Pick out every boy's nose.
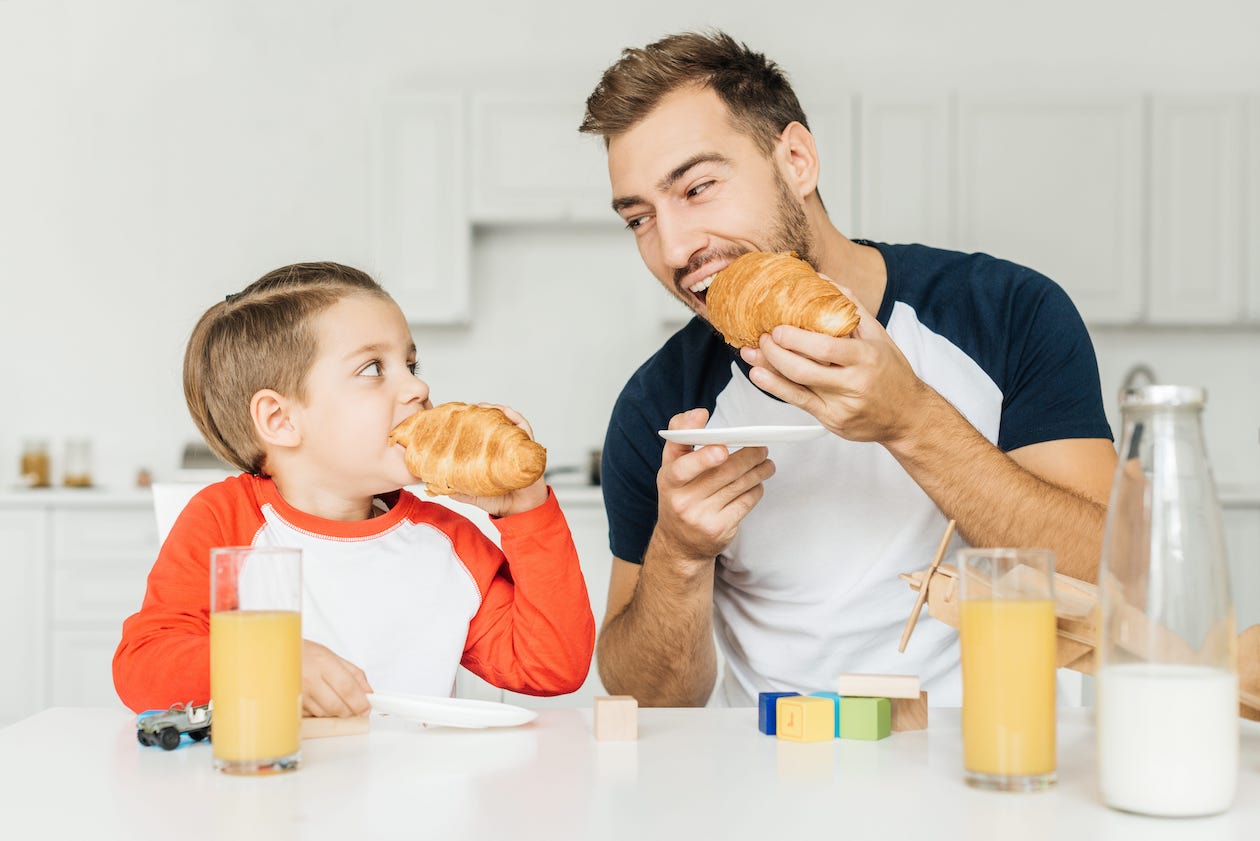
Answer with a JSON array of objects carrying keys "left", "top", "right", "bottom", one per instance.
[{"left": 403, "top": 376, "right": 430, "bottom": 405}]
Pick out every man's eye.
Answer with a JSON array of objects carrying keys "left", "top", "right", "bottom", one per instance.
[
  {"left": 624, "top": 216, "right": 646, "bottom": 231},
  {"left": 360, "top": 361, "right": 382, "bottom": 377},
  {"left": 687, "top": 181, "right": 713, "bottom": 198}
]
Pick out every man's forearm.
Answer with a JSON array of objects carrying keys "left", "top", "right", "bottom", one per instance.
[
  {"left": 596, "top": 538, "right": 718, "bottom": 707},
  {"left": 887, "top": 396, "right": 1107, "bottom": 581}
]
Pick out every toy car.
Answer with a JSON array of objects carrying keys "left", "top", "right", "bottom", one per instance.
[{"left": 136, "top": 701, "right": 212, "bottom": 750}]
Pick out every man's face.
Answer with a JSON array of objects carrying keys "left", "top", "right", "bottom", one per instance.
[{"left": 607, "top": 85, "right": 815, "bottom": 321}]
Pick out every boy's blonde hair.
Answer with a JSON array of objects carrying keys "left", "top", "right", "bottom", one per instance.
[{"left": 183, "top": 261, "right": 392, "bottom": 475}]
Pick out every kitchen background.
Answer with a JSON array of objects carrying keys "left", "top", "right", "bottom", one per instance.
[{"left": 0, "top": 0, "right": 1258, "bottom": 719}]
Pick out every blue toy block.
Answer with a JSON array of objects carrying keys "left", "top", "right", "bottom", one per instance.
[
  {"left": 758, "top": 691, "right": 800, "bottom": 735},
  {"left": 808, "top": 691, "right": 843, "bottom": 737}
]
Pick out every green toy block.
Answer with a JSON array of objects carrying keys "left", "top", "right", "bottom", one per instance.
[
  {"left": 808, "top": 691, "right": 842, "bottom": 737},
  {"left": 839, "top": 696, "right": 890, "bottom": 740}
]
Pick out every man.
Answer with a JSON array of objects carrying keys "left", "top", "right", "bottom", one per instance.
[{"left": 580, "top": 31, "right": 1117, "bottom": 707}]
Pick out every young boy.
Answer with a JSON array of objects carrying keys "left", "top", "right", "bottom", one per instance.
[{"left": 113, "top": 262, "right": 595, "bottom": 716}]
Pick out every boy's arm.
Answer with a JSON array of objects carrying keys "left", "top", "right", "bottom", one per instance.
[
  {"left": 112, "top": 509, "right": 219, "bottom": 713},
  {"left": 459, "top": 490, "right": 596, "bottom": 695}
]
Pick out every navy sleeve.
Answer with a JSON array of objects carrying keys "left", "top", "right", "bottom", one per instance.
[
  {"left": 601, "top": 383, "right": 665, "bottom": 565},
  {"left": 997, "top": 271, "right": 1113, "bottom": 452}
]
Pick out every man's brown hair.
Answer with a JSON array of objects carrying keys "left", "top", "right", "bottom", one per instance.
[
  {"left": 183, "top": 261, "right": 391, "bottom": 475},
  {"left": 579, "top": 30, "right": 811, "bottom": 155}
]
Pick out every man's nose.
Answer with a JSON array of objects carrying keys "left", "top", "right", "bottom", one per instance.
[{"left": 655, "top": 208, "right": 706, "bottom": 272}]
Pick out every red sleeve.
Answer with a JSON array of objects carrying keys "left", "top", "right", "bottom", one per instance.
[
  {"left": 453, "top": 489, "right": 595, "bottom": 696},
  {"left": 112, "top": 477, "right": 266, "bottom": 713}
]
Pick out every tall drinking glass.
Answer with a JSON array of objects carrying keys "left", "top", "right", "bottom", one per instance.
[
  {"left": 210, "top": 546, "right": 302, "bottom": 775},
  {"left": 958, "top": 547, "right": 1057, "bottom": 791}
]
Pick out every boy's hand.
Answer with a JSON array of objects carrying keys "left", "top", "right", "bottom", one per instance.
[
  {"left": 301, "top": 639, "right": 373, "bottom": 717},
  {"left": 451, "top": 403, "right": 549, "bottom": 518}
]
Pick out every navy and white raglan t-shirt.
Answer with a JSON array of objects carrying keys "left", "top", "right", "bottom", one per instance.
[{"left": 600, "top": 241, "right": 1113, "bottom": 706}]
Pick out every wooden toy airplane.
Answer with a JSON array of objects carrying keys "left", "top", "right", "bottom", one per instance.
[{"left": 898, "top": 522, "right": 1260, "bottom": 721}]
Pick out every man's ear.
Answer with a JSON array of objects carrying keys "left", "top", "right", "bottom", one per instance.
[
  {"left": 251, "top": 389, "right": 301, "bottom": 449},
  {"left": 778, "top": 121, "right": 820, "bottom": 200}
]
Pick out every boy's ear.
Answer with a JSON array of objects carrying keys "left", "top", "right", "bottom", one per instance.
[{"left": 251, "top": 389, "right": 301, "bottom": 449}]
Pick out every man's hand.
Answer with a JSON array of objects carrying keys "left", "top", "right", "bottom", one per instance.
[
  {"left": 653, "top": 408, "right": 775, "bottom": 571},
  {"left": 301, "top": 639, "right": 373, "bottom": 717},
  {"left": 738, "top": 284, "right": 932, "bottom": 446}
]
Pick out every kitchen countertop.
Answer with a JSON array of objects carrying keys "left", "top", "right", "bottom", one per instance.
[{"left": 1, "top": 706, "right": 1256, "bottom": 840}]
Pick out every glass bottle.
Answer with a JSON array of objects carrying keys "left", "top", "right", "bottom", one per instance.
[
  {"left": 19, "top": 439, "right": 51, "bottom": 488},
  {"left": 1096, "top": 385, "right": 1237, "bottom": 816}
]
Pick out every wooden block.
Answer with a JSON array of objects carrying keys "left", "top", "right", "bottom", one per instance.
[
  {"left": 300, "top": 715, "right": 370, "bottom": 740},
  {"left": 776, "top": 696, "right": 835, "bottom": 742},
  {"left": 808, "top": 691, "right": 842, "bottom": 737},
  {"left": 835, "top": 673, "right": 921, "bottom": 699},
  {"left": 839, "top": 697, "right": 891, "bottom": 741},
  {"left": 758, "top": 691, "right": 800, "bottom": 735},
  {"left": 594, "top": 695, "right": 638, "bottom": 741},
  {"left": 890, "top": 691, "right": 929, "bottom": 732}
]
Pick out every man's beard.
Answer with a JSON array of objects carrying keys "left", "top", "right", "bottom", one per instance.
[{"left": 669, "top": 170, "right": 817, "bottom": 319}]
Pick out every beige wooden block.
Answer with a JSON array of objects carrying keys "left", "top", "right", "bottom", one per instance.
[
  {"left": 890, "top": 691, "right": 929, "bottom": 732},
  {"left": 301, "top": 715, "right": 370, "bottom": 740},
  {"left": 836, "top": 673, "right": 921, "bottom": 700},
  {"left": 594, "top": 695, "right": 638, "bottom": 741}
]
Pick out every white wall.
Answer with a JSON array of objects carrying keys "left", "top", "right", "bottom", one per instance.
[{"left": 2, "top": 0, "right": 1259, "bottom": 489}]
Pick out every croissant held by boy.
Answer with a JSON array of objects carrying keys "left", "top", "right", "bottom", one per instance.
[
  {"left": 389, "top": 401, "right": 547, "bottom": 497},
  {"left": 705, "top": 251, "right": 861, "bottom": 348}
]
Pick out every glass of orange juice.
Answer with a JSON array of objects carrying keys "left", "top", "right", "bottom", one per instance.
[
  {"left": 210, "top": 546, "right": 302, "bottom": 775},
  {"left": 958, "top": 547, "right": 1057, "bottom": 791}
]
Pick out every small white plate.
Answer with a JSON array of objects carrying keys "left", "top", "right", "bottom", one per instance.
[
  {"left": 366, "top": 692, "right": 538, "bottom": 729},
  {"left": 658, "top": 424, "right": 827, "bottom": 447}
]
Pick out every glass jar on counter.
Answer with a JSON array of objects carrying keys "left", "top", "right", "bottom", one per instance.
[
  {"left": 63, "top": 438, "right": 93, "bottom": 487},
  {"left": 19, "top": 439, "right": 51, "bottom": 488}
]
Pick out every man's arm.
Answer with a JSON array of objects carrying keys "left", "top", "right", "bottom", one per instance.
[
  {"left": 596, "top": 555, "right": 717, "bottom": 707},
  {"left": 886, "top": 388, "right": 1114, "bottom": 580},
  {"left": 596, "top": 408, "right": 775, "bottom": 707}
]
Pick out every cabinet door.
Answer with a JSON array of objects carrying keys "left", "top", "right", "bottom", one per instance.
[
  {"left": 857, "top": 94, "right": 950, "bottom": 246},
  {"left": 0, "top": 510, "right": 47, "bottom": 725},
  {"left": 468, "top": 94, "right": 614, "bottom": 224},
  {"left": 808, "top": 96, "right": 857, "bottom": 236},
  {"left": 956, "top": 95, "right": 1144, "bottom": 324},
  {"left": 374, "top": 93, "right": 470, "bottom": 324},
  {"left": 1249, "top": 97, "right": 1260, "bottom": 323},
  {"left": 1149, "top": 96, "right": 1246, "bottom": 324},
  {"left": 50, "top": 631, "right": 128, "bottom": 709},
  {"left": 1224, "top": 506, "right": 1260, "bottom": 630}
]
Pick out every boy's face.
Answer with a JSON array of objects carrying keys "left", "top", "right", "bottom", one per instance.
[
  {"left": 606, "top": 85, "right": 815, "bottom": 321},
  {"left": 293, "top": 293, "right": 430, "bottom": 496}
]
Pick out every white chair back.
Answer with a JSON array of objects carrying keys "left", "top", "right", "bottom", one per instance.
[{"left": 152, "top": 482, "right": 213, "bottom": 544}]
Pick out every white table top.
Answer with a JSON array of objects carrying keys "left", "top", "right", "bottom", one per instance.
[{"left": 1, "top": 706, "right": 1257, "bottom": 840}]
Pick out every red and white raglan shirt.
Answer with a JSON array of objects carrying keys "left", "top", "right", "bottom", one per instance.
[{"left": 113, "top": 474, "right": 594, "bottom": 713}]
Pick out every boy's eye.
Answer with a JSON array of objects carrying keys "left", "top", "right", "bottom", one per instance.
[
  {"left": 359, "top": 361, "right": 382, "bottom": 377},
  {"left": 407, "top": 361, "right": 421, "bottom": 377}
]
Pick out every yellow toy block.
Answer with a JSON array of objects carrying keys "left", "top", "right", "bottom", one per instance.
[{"left": 776, "top": 695, "right": 835, "bottom": 742}]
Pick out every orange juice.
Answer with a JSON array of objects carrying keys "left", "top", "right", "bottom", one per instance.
[
  {"left": 960, "top": 599, "right": 1056, "bottom": 777},
  {"left": 210, "top": 609, "right": 302, "bottom": 766}
]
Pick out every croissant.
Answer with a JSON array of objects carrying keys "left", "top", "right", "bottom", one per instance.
[
  {"left": 388, "top": 402, "right": 546, "bottom": 497},
  {"left": 705, "top": 251, "right": 860, "bottom": 348}
]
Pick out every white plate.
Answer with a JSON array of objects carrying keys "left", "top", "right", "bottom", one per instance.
[
  {"left": 366, "top": 692, "right": 538, "bottom": 728},
  {"left": 658, "top": 425, "right": 827, "bottom": 447}
]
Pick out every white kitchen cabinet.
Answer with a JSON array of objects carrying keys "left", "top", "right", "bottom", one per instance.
[
  {"left": 0, "top": 510, "right": 48, "bottom": 726},
  {"left": 1225, "top": 503, "right": 1260, "bottom": 631},
  {"left": 1149, "top": 95, "right": 1247, "bottom": 324},
  {"left": 856, "top": 94, "right": 950, "bottom": 246},
  {"left": 1248, "top": 96, "right": 1260, "bottom": 323},
  {"left": 468, "top": 93, "right": 614, "bottom": 224},
  {"left": 955, "top": 95, "right": 1145, "bottom": 324},
  {"left": 374, "top": 92, "right": 471, "bottom": 325},
  {"left": 807, "top": 96, "right": 857, "bottom": 237}
]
